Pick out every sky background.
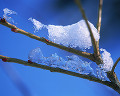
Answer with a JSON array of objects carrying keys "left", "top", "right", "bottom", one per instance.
[{"left": 0, "top": 0, "right": 120, "bottom": 96}]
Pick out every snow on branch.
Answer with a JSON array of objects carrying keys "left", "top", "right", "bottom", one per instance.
[
  {"left": 0, "top": 8, "right": 114, "bottom": 73},
  {"left": 28, "top": 47, "right": 114, "bottom": 81},
  {"left": 0, "top": 55, "right": 113, "bottom": 86},
  {"left": 29, "top": 18, "right": 100, "bottom": 49},
  {"left": 3, "top": 8, "right": 17, "bottom": 23},
  {"left": 1, "top": 6, "right": 120, "bottom": 94},
  {"left": 0, "top": 17, "right": 94, "bottom": 61},
  {"left": 28, "top": 47, "right": 94, "bottom": 75},
  {"left": 0, "top": 54, "right": 120, "bottom": 94},
  {"left": 99, "top": 48, "right": 113, "bottom": 72}
]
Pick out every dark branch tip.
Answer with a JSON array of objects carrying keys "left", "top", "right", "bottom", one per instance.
[
  {"left": 0, "top": 17, "right": 7, "bottom": 23},
  {"left": 2, "top": 58, "right": 8, "bottom": 62}
]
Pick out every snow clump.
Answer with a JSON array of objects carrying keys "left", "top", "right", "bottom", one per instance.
[
  {"left": 3, "top": 8, "right": 17, "bottom": 23},
  {"left": 29, "top": 18, "right": 100, "bottom": 49}
]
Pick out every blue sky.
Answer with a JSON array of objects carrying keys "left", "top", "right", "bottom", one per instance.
[{"left": 0, "top": 0, "right": 120, "bottom": 96}]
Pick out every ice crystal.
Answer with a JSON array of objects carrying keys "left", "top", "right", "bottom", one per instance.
[
  {"left": 65, "top": 55, "right": 93, "bottom": 74},
  {"left": 43, "top": 53, "right": 65, "bottom": 67},
  {"left": 3, "top": 8, "right": 17, "bottom": 23},
  {"left": 28, "top": 47, "right": 45, "bottom": 63},
  {"left": 99, "top": 48, "right": 113, "bottom": 72},
  {"left": 29, "top": 18, "right": 100, "bottom": 49},
  {"left": 28, "top": 17, "right": 45, "bottom": 32},
  {"left": 28, "top": 47, "right": 94, "bottom": 75},
  {"left": 96, "top": 67, "right": 108, "bottom": 81},
  {"left": 47, "top": 20, "right": 99, "bottom": 49}
]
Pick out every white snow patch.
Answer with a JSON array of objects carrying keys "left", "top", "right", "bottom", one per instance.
[
  {"left": 28, "top": 47, "right": 44, "bottom": 63},
  {"left": 3, "top": 8, "right": 17, "bottom": 23},
  {"left": 29, "top": 18, "right": 100, "bottom": 49},
  {"left": 99, "top": 48, "right": 113, "bottom": 72},
  {"left": 28, "top": 47, "right": 94, "bottom": 75},
  {"left": 28, "top": 17, "right": 45, "bottom": 32},
  {"left": 47, "top": 20, "right": 99, "bottom": 49}
]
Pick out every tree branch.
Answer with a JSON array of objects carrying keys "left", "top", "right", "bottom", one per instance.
[
  {"left": 0, "top": 55, "right": 120, "bottom": 94},
  {"left": 111, "top": 57, "right": 120, "bottom": 73},
  {"left": 96, "top": 0, "right": 103, "bottom": 51},
  {"left": 75, "top": 0, "right": 100, "bottom": 57},
  {"left": 0, "top": 55, "right": 101, "bottom": 81},
  {"left": 97, "top": 0, "right": 103, "bottom": 34},
  {"left": 107, "top": 57, "right": 120, "bottom": 92},
  {"left": 107, "top": 71, "right": 120, "bottom": 92},
  {"left": 0, "top": 20, "right": 95, "bottom": 62}
]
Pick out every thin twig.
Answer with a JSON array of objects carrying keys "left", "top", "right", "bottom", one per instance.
[
  {"left": 97, "top": 0, "right": 103, "bottom": 34},
  {"left": 0, "top": 55, "right": 120, "bottom": 94},
  {"left": 96, "top": 0, "right": 103, "bottom": 49},
  {"left": 111, "top": 57, "right": 120, "bottom": 73},
  {"left": 75, "top": 0, "right": 100, "bottom": 57},
  {"left": 0, "top": 20, "right": 95, "bottom": 62}
]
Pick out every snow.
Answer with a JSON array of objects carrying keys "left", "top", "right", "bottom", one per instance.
[
  {"left": 29, "top": 18, "right": 100, "bottom": 49},
  {"left": 47, "top": 20, "right": 99, "bottom": 49},
  {"left": 28, "top": 47, "right": 45, "bottom": 63},
  {"left": 66, "top": 55, "right": 93, "bottom": 74},
  {"left": 28, "top": 18, "right": 113, "bottom": 79},
  {"left": 28, "top": 47, "right": 94, "bottom": 75},
  {"left": 1, "top": 8, "right": 114, "bottom": 80},
  {"left": 3, "top": 8, "right": 17, "bottom": 23},
  {"left": 28, "top": 17, "right": 45, "bottom": 32},
  {"left": 96, "top": 67, "right": 108, "bottom": 81},
  {"left": 99, "top": 48, "right": 113, "bottom": 72},
  {"left": 28, "top": 47, "right": 113, "bottom": 79}
]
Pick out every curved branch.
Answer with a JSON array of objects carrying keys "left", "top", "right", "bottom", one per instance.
[
  {"left": 107, "top": 57, "right": 120, "bottom": 93},
  {"left": 0, "top": 55, "right": 120, "bottom": 94},
  {"left": 111, "top": 57, "right": 120, "bottom": 73},
  {"left": 96, "top": 0, "right": 103, "bottom": 50},
  {"left": 107, "top": 72, "right": 120, "bottom": 93},
  {"left": 0, "top": 55, "right": 101, "bottom": 81},
  {"left": 75, "top": 0, "right": 99, "bottom": 56},
  {"left": 0, "top": 20, "right": 95, "bottom": 61}
]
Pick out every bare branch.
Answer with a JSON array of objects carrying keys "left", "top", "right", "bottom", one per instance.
[
  {"left": 0, "top": 55, "right": 100, "bottom": 81},
  {"left": 0, "top": 55, "right": 120, "bottom": 94},
  {"left": 107, "top": 57, "right": 120, "bottom": 90},
  {"left": 111, "top": 57, "right": 120, "bottom": 73},
  {"left": 96, "top": 0, "right": 103, "bottom": 50},
  {"left": 0, "top": 20, "right": 95, "bottom": 61},
  {"left": 107, "top": 71, "right": 120, "bottom": 92},
  {"left": 75, "top": 0, "right": 100, "bottom": 57},
  {"left": 97, "top": 0, "right": 103, "bottom": 34}
]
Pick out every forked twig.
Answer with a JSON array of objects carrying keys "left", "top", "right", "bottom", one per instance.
[
  {"left": 111, "top": 57, "right": 120, "bottom": 73},
  {"left": 75, "top": 0, "right": 100, "bottom": 58}
]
